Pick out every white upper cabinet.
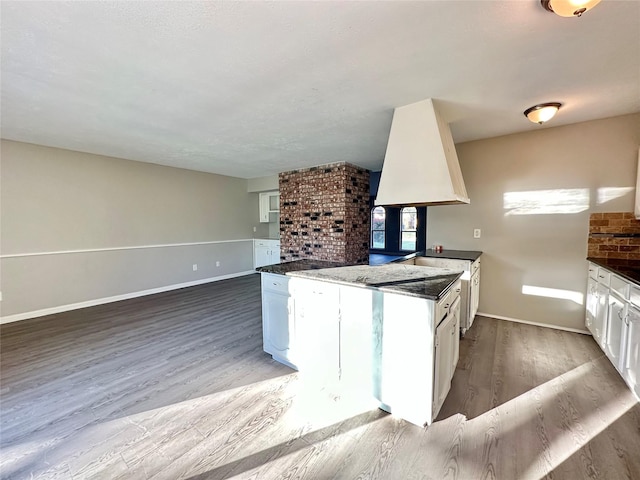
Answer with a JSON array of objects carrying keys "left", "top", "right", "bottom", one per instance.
[{"left": 259, "top": 191, "right": 279, "bottom": 223}]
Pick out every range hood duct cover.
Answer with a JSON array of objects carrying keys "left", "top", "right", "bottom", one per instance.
[{"left": 375, "top": 98, "right": 470, "bottom": 207}]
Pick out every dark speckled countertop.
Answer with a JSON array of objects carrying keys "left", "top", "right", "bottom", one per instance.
[
  {"left": 588, "top": 257, "right": 640, "bottom": 285},
  {"left": 257, "top": 259, "right": 351, "bottom": 274},
  {"left": 394, "top": 249, "right": 482, "bottom": 263},
  {"left": 286, "top": 264, "right": 463, "bottom": 300}
]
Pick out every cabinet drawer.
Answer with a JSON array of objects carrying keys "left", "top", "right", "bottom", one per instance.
[
  {"left": 610, "top": 274, "right": 630, "bottom": 300},
  {"left": 261, "top": 273, "right": 290, "bottom": 295},
  {"left": 596, "top": 268, "right": 611, "bottom": 286},
  {"left": 255, "top": 239, "right": 280, "bottom": 248},
  {"left": 437, "top": 280, "right": 462, "bottom": 324}
]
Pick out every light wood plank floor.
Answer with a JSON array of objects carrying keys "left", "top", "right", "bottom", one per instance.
[{"left": 2, "top": 274, "right": 639, "bottom": 479}]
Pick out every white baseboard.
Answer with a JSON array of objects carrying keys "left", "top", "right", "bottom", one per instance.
[
  {"left": 0, "top": 270, "right": 256, "bottom": 325},
  {"left": 476, "top": 311, "right": 591, "bottom": 335}
]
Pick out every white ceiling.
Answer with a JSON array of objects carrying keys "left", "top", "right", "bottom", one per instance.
[{"left": 1, "top": 1, "right": 639, "bottom": 179}]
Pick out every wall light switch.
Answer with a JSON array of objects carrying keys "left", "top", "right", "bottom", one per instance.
[
  {"left": 473, "top": 228, "right": 481, "bottom": 239},
  {"left": 216, "top": 261, "right": 221, "bottom": 267},
  {"left": 192, "top": 264, "right": 198, "bottom": 271},
  {"left": 253, "top": 226, "right": 257, "bottom": 232}
]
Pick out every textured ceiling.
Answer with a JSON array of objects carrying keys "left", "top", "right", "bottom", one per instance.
[{"left": 1, "top": 1, "right": 639, "bottom": 178}]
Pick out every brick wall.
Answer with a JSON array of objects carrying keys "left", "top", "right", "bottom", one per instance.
[
  {"left": 279, "top": 162, "right": 370, "bottom": 264},
  {"left": 588, "top": 212, "right": 640, "bottom": 260}
]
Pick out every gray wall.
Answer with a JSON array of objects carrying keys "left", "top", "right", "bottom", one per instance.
[
  {"left": 1, "top": 140, "right": 260, "bottom": 320},
  {"left": 428, "top": 113, "right": 640, "bottom": 331}
]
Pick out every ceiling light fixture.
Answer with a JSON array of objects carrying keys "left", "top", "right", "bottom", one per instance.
[
  {"left": 541, "top": 0, "right": 601, "bottom": 17},
  {"left": 524, "top": 102, "right": 562, "bottom": 124}
]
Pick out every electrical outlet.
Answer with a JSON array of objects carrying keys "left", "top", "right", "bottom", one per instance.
[
  {"left": 216, "top": 261, "right": 221, "bottom": 267},
  {"left": 192, "top": 264, "right": 198, "bottom": 271},
  {"left": 253, "top": 226, "right": 257, "bottom": 232},
  {"left": 473, "top": 228, "right": 481, "bottom": 239}
]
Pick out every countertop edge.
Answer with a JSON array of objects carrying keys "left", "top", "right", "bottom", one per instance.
[{"left": 285, "top": 268, "right": 463, "bottom": 301}]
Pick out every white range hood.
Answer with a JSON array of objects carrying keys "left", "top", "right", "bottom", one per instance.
[{"left": 375, "top": 98, "right": 470, "bottom": 207}]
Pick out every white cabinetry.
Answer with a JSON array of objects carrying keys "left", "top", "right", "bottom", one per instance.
[
  {"left": 292, "top": 279, "right": 341, "bottom": 389},
  {"left": 586, "top": 263, "right": 609, "bottom": 348},
  {"left": 606, "top": 291, "right": 627, "bottom": 372},
  {"left": 254, "top": 239, "right": 280, "bottom": 269},
  {"left": 586, "top": 262, "right": 640, "bottom": 401},
  {"left": 433, "top": 296, "right": 461, "bottom": 418},
  {"left": 259, "top": 191, "right": 279, "bottom": 223},
  {"left": 283, "top": 274, "right": 462, "bottom": 426},
  {"left": 469, "top": 262, "right": 480, "bottom": 322},
  {"left": 623, "top": 300, "right": 640, "bottom": 399},
  {"left": 594, "top": 282, "right": 610, "bottom": 348},
  {"left": 261, "top": 273, "right": 297, "bottom": 369}
]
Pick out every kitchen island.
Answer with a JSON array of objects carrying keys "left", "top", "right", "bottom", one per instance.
[{"left": 258, "top": 260, "right": 463, "bottom": 426}]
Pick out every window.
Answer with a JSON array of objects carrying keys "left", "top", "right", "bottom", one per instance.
[
  {"left": 401, "top": 207, "right": 417, "bottom": 250},
  {"left": 371, "top": 206, "right": 386, "bottom": 249}
]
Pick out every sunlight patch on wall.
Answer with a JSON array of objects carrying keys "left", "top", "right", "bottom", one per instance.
[
  {"left": 597, "top": 187, "right": 634, "bottom": 205},
  {"left": 504, "top": 189, "right": 589, "bottom": 216},
  {"left": 522, "top": 285, "right": 584, "bottom": 305}
]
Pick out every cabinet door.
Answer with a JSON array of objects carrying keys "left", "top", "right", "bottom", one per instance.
[
  {"left": 267, "top": 241, "right": 281, "bottom": 266},
  {"left": 263, "top": 290, "right": 292, "bottom": 354},
  {"left": 433, "top": 312, "right": 456, "bottom": 418},
  {"left": 470, "top": 269, "right": 480, "bottom": 324},
  {"left": 259, "top": 193, "right": 270, "bottom": 223},
  {"left": 623, "top": 305, "right": 640, "bottom": 399},
  {"left": 585, "top": 277, "right": 598, "bottom": 334},
  {"left": 254, "top": 247, "right": 271, "bottom": 268},
  {"left": 451, "top": 296, "right": 461, "bottom": 369},
  {"left": 294, "top": 280, "right": 340, "bottom": 389},
  {"left": 593, "top": 283, "right": 609, "bottom": 347},
  {"left": 605, "top": 293, "right": 626, "bottom": 372}
]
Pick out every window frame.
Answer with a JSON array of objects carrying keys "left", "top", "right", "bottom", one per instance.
[
  {"left": 370, "top": 206, "right": 386, "bottom": 249},
  {"left": 400, "top": 206, "right": 417, "bottom": 251}
]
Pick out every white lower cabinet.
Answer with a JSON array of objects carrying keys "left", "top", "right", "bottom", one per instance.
[
  {"left": 623, "top": 304, "right": 640, "bottom": 399},
  {"left": 285, "top": 275, "right": 462, "bottom": 426},
  {"left": 261, "top": 273, "right": 297, "bottom": 369},
  {"left": 254, "top": 239, "right": 280, "bottom": 269},
  {"left": 292, "top": 280, "right": 340, "bottom": 389},
  {"left": 585, "top": 277, "right": 598, "bottom": 334},
  {"left": 469, "top": 268, "right": 480, "bottom": 322},
  {"left": 605, "top": 292, "right": 627, "bottom": 372},
  {"left": 594, "top": 282, "right": 609, "bottom": 348},
  {"left": 586, "top": 262, "right": 640, "bottom": 401},
  {"left": 433, "top": 296, "right": 461, "bottom": 418}
]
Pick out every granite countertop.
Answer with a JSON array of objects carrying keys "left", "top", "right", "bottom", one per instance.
[
  {"left": 393, "top": 249, "right": 482, "bottom": 263},
  {"left": 287, "top": 263, "right": 463, "bottom": 300},
  {"left": 587, "top": 257, "right": 640, "bottom": 286},
  {"left": 257, "top": 259, "right": 351, "bottom": 274}
]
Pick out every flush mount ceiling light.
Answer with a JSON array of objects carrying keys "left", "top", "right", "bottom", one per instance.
[
  {"left": 524, "top": 102, "right": 562, "bottom": 124},
  {"left": 541, "top": 0, "right": 601, "bottom": 17}
]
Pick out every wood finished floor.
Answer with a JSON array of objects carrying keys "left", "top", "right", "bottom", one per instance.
[{"left": 1, "top": 273, "right": 639, "bottom": 479}]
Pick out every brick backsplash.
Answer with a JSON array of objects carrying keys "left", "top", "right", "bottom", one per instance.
[
  {"left": 279, "top": 162, "right": 370, "bottom": 264},
  {"left": 587, "top": 212, "right": 640, "bottom": 259}
]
